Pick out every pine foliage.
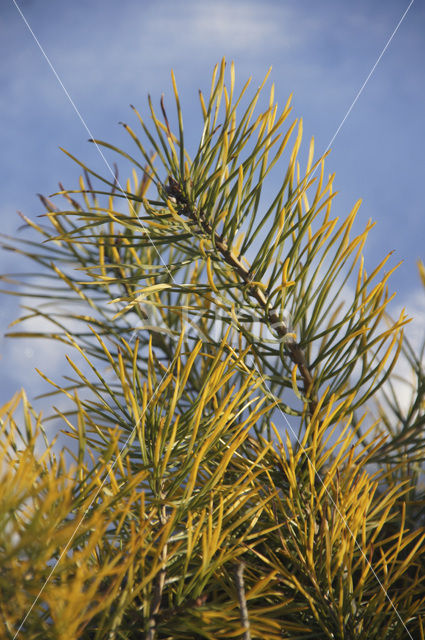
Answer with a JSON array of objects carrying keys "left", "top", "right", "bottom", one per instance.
[{"left": 1, "top": 59, "right": 425, "bottom": 639}]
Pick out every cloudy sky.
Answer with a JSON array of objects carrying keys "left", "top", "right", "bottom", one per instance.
[{"left": 0, "top": 0, "right": 424, "bottom": 412}]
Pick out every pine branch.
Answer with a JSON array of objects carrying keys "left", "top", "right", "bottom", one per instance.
[
  {"left": 164, "top": 176, "right": 317, "bottom": 416},
  {"left": 234, "top": 562, "right": 251, "bottom": 640}
]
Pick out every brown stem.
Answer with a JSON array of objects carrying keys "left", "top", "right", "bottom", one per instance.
[
  {"left": 146, "top": 489, "right": 168, "bottom": 640},
  {"left": 235, "top": 562, "right": 251, "bottom": 640},
  {"left": 168, "top": 184, "right": 317, "bottom": 416}
]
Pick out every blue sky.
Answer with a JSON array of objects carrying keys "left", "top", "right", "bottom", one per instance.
[{"left": 0, "top": 0, "right": 424, "bottom": 410}]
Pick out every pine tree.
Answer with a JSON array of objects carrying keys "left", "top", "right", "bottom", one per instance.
[{"left": 1, "top": 58, "right": 424, "bottom": 639}]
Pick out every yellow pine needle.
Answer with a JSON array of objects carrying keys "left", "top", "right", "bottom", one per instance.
[
  {"left": 221, "top": 128, "right": 229, "bottom": 167},
  {"left": 186, "top": 389, "right": 210, "bottom": 455},
  {"left": 206, "top": 256, "right": 220, "bottom": 294},
  {"left": 180, "top": 341, "right": 203, "bottom": 390},
  {"left": 117, "top": 349, "right": 132, "bottom": 401},
  {"left": 198, "top": 90, "right": 207, "bottom": 119},
  {"left": 0, "top": 390, "right": 23, "bottom": 420},
  {"left": 232, "top": 230, "right": 245, "bottom": 255},
  {"left": 153, "top": 417, "right": 164, "bottom": 467},
  {"left": 88, "top": 325, "right": 116, "bottom": 367},
  {"left": 209, "top": 496, "right": 224, "bottom": 553},
  {"left": 160, "top": 415, "right": 180, "bottom": 476},
  {"left": 187, "top": 511, "right": 206, "bottom": 561},
  {"left": 307, "top": 217, "right": 338, "bottom": 254},
  {"left": 390, "top": 531, "right": 425, "bottom": 584},
  {"left": 246, "top": 571, "right": 279, "bottom": 600},
  {"left": 291, "top": 365, "right": 303, "bottom": 400},
  {"left": 209, "top": 61, "right": 219, "bottom": 103}
]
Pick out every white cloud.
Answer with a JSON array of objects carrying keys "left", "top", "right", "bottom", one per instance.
[{"left": 157, "top": 0, "right": 285, "bottom": 51}]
